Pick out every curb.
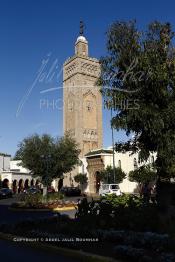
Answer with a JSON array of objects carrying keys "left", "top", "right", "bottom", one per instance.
[
  {"left": 8, "top": 206, "right": 76, "bottom": 212},
  {"left": 0, "top": 232, "right": 119, "bottom": 262},
  {"left": 8, "top": 207, "right": 51, "bottom": 212},
  {"left": 53, "top": 206, "right": 76, "bottom": 211}
]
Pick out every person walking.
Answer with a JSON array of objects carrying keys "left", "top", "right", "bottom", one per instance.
[
  {"left": 142, "top": 183, "right": 151, "bottom": 204},
  {"left": 150, "top": 185, "right": 157, "bottom": 204}
]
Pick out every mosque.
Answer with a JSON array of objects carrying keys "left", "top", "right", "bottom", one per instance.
[{"left": 0, "top": 27, "right": 155, "bottom": 194}]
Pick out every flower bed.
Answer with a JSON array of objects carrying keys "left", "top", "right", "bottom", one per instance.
[
  {"left": 5, "top": 194, "right": 175, "bottom": 261},
  {"left": 11, "top": 201, "right": 76, "bottom": 210},
  {"left": 0, "top": 216, "right": 175, "bottom": 261},
  {"left": 10, "top": 193, "right": 76, "bottom": 210}
]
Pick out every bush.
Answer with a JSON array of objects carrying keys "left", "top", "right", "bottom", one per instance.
[
  {"left": 129, "top": 164, "right": 157, "bottom": 184},
  {"left": 74, "top": 173, "right": 88, "bottom": 185},
  {"left": 99, "top": 230, "right": 172, "bottom": 251},
  {"left": 97, "top": 165, "right": 126, "bottom": 184},
  {"left": 114, "top": 245, "right": 146, "bottom": 261},
  {"left": 45, "top": 192, "right": 64, "bottom": 202},
  {"left": 75, "top": 195, "right": 159, "bottom": 232},
  {"left": 74, "top": 173, "right": 88, "bottom": 192},
  {"left": 102, "top": 193, "right": 143, "bottom": 208},
  {"left": 22, "top": 193, "right": 43, "bottom": 208}
]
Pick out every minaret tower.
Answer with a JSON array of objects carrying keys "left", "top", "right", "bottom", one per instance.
[{"left": 63, "top": 22, "right": 103, "bottom": 158}]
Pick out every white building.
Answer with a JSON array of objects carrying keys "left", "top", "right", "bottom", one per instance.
[
  {"left": 0, "top": 151, "right": 155, "bottom": 195},
  {"left": 0, "top": 159, "right": 60, "bottom": 192},
  {"left": 0, "top": 159, "right": 40, "bottom": 192},
  {"left": 82, "top": 148, "right": 156, "bottom": 194},
  {"left": 0, "top": 153, "right": 11, "bottom": 172},
  {"left": 61, "top": 147, "right": 155, "bottom": 194}
]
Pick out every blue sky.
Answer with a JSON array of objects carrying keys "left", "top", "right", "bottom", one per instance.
[{"left": 0, "top": 0, "right": 175, "bottom": 156}]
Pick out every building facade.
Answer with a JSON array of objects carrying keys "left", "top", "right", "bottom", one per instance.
[
  {"left": 62, "top": 30, "right": 152, "bottom": 194},
  {"left": 0, "top": 153, "right": 11, "bottom": 172},
  {"left": 0, "top": 30, "right": 156, "bottom": 195},
  {"left": 62, "top": 31, "right": 103, "bottom": 187},
  {"left": 0, "top": 160, "right": 40, "bottom": 192},
  {"left": 85, "top": 149, "right": 156, "bottom": 194}
]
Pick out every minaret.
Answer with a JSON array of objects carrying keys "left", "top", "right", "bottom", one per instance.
[
  {"left": 75, "top": 20, "right": 88, "bottom": 57},
  {"left": 75, "top": 35, "right": 88, "bottom": 56},
  {"left": 63, "top": 23, "right": 103, "bottom": 158}
]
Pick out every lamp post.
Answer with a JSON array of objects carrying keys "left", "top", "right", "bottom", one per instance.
[
  {"left": 111, "top": 107, "right": 116, "bottom": 183},
  {"left": 41, "top": 154, "right": 52, "bottom": 196}
]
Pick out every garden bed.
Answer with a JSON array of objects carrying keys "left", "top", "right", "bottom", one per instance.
[
  {"left": 10, "top": 201, "right": 76, "bottom": 211},
  {"left": 10, "top": 192, "right": 77, "bottom": 211},
  {"left": 0, "top": 216, "right": 175, "bottom": 261},
  {"left": 3, "top": 194, "right": 175, "bottom": 261}
]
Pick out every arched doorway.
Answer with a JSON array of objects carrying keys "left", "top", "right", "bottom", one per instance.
[
  {"left": 2, "top": 179, "right": 9, "bottom": 188},
  {"left": 30, "top": 179, "right": 34, "bottom": 187},
  {"left": 24, "top": 179, "right": 29, "bottom": 189},
  {"left": 18, "top": 179, "right": 24, "bottom": 193},
  {"left": 95, "top": 171, "right": 101, "bottom": 193},
  {"left": 86, "top": 154, "right": 105, "bottom": 194},
  {"left": 58, "top": 178, "right": 63, "bottom": 191},
  {"left": 35, "top": 179, "right": 40, "bottom": 189},
  {"left": 12, "top": 180, "right": 17, "bottom": 194}
]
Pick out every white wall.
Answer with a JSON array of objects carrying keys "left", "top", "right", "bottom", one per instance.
[
  {"left": 79, "top": 157, "right": 89, "bottom": 192},
  {"left": 112, "top": 151, "right": 156, "bottom": 193},
  {"left": 3, "top": 156, "right": 10, "bottom": 171},
  {"left": 0, "top": 156, "right": 3, "bottom": 172},
  {"left": 0, "top": 155, "right": 10, "bottom": 172},
  {"left": 10, "top": 160, "right": 30, "bottom": 174},
  {"left": 85, "top": 150, "right": 156, "bottom": 194},
  {"left": 1, "top": 173, "right": 13, "bottom": 184},
  {"left": 79, "top": 157, "right": 88, "bottom": 175},
  {"left": 1, "top": 171, "right": 38, "bottom": 189},
  {"left": 102, "top": 152, "right": 138, "bottom": 193}
]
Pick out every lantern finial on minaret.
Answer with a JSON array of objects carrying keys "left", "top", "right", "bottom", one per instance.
[{"left": 79, "top": 21, "right": 84, "bottom": 35}]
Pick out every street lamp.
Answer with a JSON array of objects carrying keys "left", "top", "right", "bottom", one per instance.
[
  {"left": 111, "top": 107, "right": 116, "bottom": 183},
  {"left": 41, "top": 154, "right": 52, "bottom": 196}
]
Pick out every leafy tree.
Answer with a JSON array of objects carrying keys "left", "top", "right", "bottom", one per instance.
[
  {"left": 74, "top": 173, "right": 88, "bottom": 192},
  {"left": 129, "top": 164, "right": 157, "bottom": 184},
  {"left": 15, "top": 133, "right": 80, "bottom": 186},
  {"left": 99, "top": 21, "right": 175, "bottom": 181},
  {"left": 97, "top": 165, "right": 126, "bottom": 184}
]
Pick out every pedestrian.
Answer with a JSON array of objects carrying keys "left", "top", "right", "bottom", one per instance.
[
  {"left": 150, "top": 185, "right": 157, "bottom": 204},
  {"left": 142, "top": 182, "right": 151, "bottom": 204}
]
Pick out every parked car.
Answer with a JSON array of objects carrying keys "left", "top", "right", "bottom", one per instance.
[
  {"left": 99, "top": 184, "right": 121, "bottom": 196},
  {"left": 23, "top": 187, "right": 41, "bottom": 194},
  {"left": 60, "top": 186, "right": 81, "bottom": 197},
  {"left": 0, "top": 188, "right": 13, "bottom": 199}
]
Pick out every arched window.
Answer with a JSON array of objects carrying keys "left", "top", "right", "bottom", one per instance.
[
  {"left": 82, "top": 44, "right": 86, "bottom": 56},
  {"left": 118, "top": 160, "right": 121, "bottom": 168},
  {"left": 133, "top": 158, "right": 138, "bottom": 170}
]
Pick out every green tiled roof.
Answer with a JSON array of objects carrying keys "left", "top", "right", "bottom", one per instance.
[{"left": 85, "top": 149, "right": 113, "bottom": 157}]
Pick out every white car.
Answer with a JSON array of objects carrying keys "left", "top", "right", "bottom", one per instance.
[{"left": 99, "top": 184, "right": 121, "bottom": 196}]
